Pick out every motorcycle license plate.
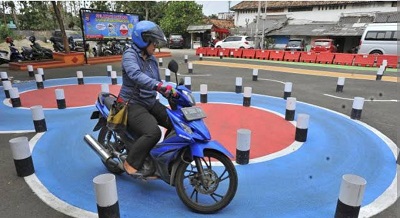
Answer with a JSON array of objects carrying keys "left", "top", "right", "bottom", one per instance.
[{"left": 181, "top": 106, "right": 206, "bottom": 121}]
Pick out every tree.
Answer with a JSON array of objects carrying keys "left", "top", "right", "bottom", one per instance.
[
  {"left": 159, "top": 1, "right": 203, "bottom": 37},
  {"left": 51, "top": 1, "right": 70, "bottom": 53},
  {"left": 114, "top": 1, "right": 168, "bottom": 23}
]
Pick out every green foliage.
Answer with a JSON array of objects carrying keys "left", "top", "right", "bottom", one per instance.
[
  {"left": 17, "top": 1, "right": 56, "bottom": 30},
  {"left": 114, "top": 1, "right": 166, "bottom": 23},
  {"left": 0, "top": 24, "right": 14, "bottom": 40},
  {"left": 159, "top": 2, "right": 204, "bottom": 37}
]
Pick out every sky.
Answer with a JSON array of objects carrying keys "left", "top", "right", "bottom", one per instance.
[{"left": 196, "top": 1, "right": 241, "bottom": 16}]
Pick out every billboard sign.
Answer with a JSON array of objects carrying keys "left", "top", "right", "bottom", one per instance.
[{"left": 82, "top": 11, "right": 139, "bottom": 40}]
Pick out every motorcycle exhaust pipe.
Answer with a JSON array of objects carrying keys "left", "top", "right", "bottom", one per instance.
[{"left": 84, "top": 134, "right": 119, "bottom": 167}]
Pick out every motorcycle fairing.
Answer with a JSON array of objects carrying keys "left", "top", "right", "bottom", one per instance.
[{"left": 190, "top": 140, "right": 234, "bottom": 158}]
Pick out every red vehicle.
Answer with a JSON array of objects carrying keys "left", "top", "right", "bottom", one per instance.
[{"left": 310, "top": 39, "right": 337, "bottom": 53}]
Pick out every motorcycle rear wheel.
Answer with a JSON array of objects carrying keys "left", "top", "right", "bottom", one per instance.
[
  {"left": 98, "top": 126, "right": 124, "bottom": 174},
  {"left": 175, "top": 150, "right": 238, "bottom": 213}
]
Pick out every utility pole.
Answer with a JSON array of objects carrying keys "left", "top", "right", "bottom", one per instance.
[
  {"left": 261, "top": 1, "right": 267, "bottom": 49},
  {"left": 254, "top": 1, "right": 261, "bottom": 49}
]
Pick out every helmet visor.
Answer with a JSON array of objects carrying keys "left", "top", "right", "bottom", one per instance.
[{"left": 142, "top": 24, "right": 167, "bottom": 47}]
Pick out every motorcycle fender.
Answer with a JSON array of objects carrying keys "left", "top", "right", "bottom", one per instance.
[
  {"left": 191, "top": 140, "right": 234, "bottom": 158},
  {"left": 93, "top": 117, "right": 106, "bottom": 132}
]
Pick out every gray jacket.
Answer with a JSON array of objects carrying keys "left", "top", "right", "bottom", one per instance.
[{"left": 118, "top": 44, "right": 160, "bottom": 109}]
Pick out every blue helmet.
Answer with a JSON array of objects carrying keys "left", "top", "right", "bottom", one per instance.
[{"left": 131, "top": 21, "right": 166, "bottom": 49}]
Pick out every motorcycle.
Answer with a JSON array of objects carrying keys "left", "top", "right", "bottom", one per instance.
[
  {"left": 84, "top": 60, "right": 238, "bottom": 213},
  {"left": 0, "top": 49, "right": 9, "bottom": 65},
  {"left": 0, "top": 37, "right": 24, "bottom": 65},
  {"left": 22, "top": 36, "right": 53, "bottom": 60}
]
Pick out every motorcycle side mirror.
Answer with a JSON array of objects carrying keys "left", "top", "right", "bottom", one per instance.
[{"left": 168, "top": 60, "right": 180, "bottom": 86}]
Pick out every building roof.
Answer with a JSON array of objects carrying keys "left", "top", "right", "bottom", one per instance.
[
  {"left": 231, "top": 1, "right": 376, "bottom": 10},
  {"left": 232, "top": 15, "right": 288, "bottom": 36},
  {"left": 374, "top": 11, "right": 400, "bottom": 23},
  {"left": 205, "top": 19, "right": 235, "bottom": 29},
  {"left": 186, "top": 24, "right": 214, "bottom": 33}
]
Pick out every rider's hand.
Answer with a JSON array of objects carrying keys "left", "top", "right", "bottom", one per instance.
[{"left": 156, "top": 82, "right": 178, "bottom": 97}]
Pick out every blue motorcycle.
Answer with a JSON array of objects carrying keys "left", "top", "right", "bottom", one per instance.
[{"left": 84, "top": 60, "right": 238, "bottom": 213}]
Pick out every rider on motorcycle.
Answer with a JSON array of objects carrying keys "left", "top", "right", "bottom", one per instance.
[{"left": 118, "top": 20, "right": 176, "bottom": 177}]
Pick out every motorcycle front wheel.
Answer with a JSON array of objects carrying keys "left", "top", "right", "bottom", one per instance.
[
  {"left": 175, "top": 150, "right": 238, "bottom": 213},
  {"left": 98, "top": 126, "right": 124, "bottom": 174}
]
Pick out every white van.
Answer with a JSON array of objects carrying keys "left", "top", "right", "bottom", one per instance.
[{"left": 358, "top": 23, "right": 398, "bottom": 55}]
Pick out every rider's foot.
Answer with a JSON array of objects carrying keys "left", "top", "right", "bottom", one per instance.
[
  {"left": 123, "top": 161, "right": 157, "bottom": 180},
  {"left": 123, "top": 161, "right": 140, "bottom": 175}
]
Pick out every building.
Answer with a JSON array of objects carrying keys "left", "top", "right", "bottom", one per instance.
[{"left": 230, "top": 1, "right": 398, "bottom": 51}]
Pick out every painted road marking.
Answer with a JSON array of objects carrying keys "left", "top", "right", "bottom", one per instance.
[
  {"left": 324, "top": 94, "right": 398, "bottom": 102},
  {"left": 193, "top": 60, "right": 398, "bottom": 82}
]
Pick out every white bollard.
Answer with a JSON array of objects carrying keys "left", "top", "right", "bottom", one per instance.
[
  {"left": 336, "top": 77, "right": 345, "bottom": 92},
  {"left": 219, "top": 51, "right": 223, "bottom": 59},
  {"left": 55, "top": 89, "right": 66, "bottom": 109},
  {"left": 27, "top": 65, "right": 34, "bottom": 77},
  {"left": 111, "top": 71, "right": 117, "bottom": 85},
  {"left": 9, "top": 87, "right": 21, "bottom": 107},
  {"left": 230, "top": 51, "right": 234, "bottom": 58},
  {"left": 101, "top": 84, "right": 109, "bottom": 93},
  {"left": 334, "top": 174, "right": 367, "bottom": 218},
  {"left": 236, "top": 129, "right": 251, "bottom": 165},
  {"left": 235, "top": 77, "right": 243, "bottom": 93},
  {"left": 243, "top": 87, "right": 252, "bottom": 107},
  {"left": 381, "top": 59, "right": 388, "bottom": 68},
  {"left": 376, "top": 65, "right": 385, "bottom": 81},
  {"left": 77, "top": 71, "right": 84, "bottom": 85},
  {"left": 31, "top": 105, "right": 47, "bottom": 132},
  {"left": 34, "top": 73, "right": 44, "bottom": 89},
  {"left": 93, "top": 174, "right": 120, "bottom": 218},
  {"left": 199, "top": 53, "right": 203, "bottom": 61},
  {"left": 37, "top": 68, "right": 45, "bottom": 81},
  {"left": 200, "top": 84, "right": 208, "bottom": 103},
  {"left": 9, "top": 137, "right": 35, "bottom": 177},
  {"left": 159, "top": 58, "right": 163, "bottom": 67},
  {"left": 184, "top": 77, "right": 191, "bottom": 90},
  {"left": 252, "top": 69, "right": 258, "bottom": 81},
  {"left": 188, "top": 62, "right": 193, "bottom": 74},
  {"left": 165, "top": 69, "right": 171, "bottom": 82},
  {"left": 184, "top": 55, "right": 188, "bottom": 63},
  {"left": 284, "top": 82, "right": 293, "bottom": 99},
  {"left": 107, "top": 65, "right": 112, "bottom": 77},
  {"left": 350, "top": 97, "right": 364, "bottom": 120},
  {"left": 2, "top": 80, "right": 12, "bottom": 98},
  {"left": 1, "top": 71, "right": 8, "bottom": 81},
  {"left": 285, "top": 97, "right": 296, "bottom": 121},
  {"left": 295, "top": 113, "right": 310, "bottom": 142}
]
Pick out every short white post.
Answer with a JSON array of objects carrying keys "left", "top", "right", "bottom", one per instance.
[
  {"left": 111, "top": 71, "right": 117, "bottom": 85},
  {"left": 184, "top": 55, "right": 188, "bottom": 63},
  {"left": 235, "top": 77, "right": 243, "bottom": 93},
  {"left": 252, "top": 69, "right": 258, "bottom": 81},
  {"left": 34, "top": 73, "right": 44, "bottom": 89},
  {"left": 199, "top": 53, "right": 203, "bottom": 61},
  {"left": 243, "top": 87, "right": 252, "bottom": 107},
  {"left": 77, "top": 71, "right": 84, "bottom": 85},
  {"left": 31, "top": 105, "right": 47, "bottom": 132},
  {"left": 184, "top": 77, "right": 191, "bottom": 90},
  {"left": 295, "top": 113, "right": 309, "bottom": 142},
  {"left": 107, "top": 65, "right": 112, "bottom": 77},
  {"left": 334, "top": 174, "right": 366, "bottom": 218},
  {"left": 285, "top": 97, "right": 296, "bottom": 121},
  {"left": 200, "top": 84, "right": 207, "bottom": 103},
  {"left": 230, "top": 51, "right": 234, "bottom": 58},
  {"left": 37, "top": 68, "right": 45, "bottom": 81},
  {"left": 101, "top": 84, "right": 109, "bottom": 93},
  {"left": 283, "top": 82, "right": 292, "bottom": 99},
  {"left": 350, "top": 97, "right": 364, "bottom": 120},
  {"left": 27, "top": 65, "right": 34, "bottom": 77},
  {"left": 1, "top": 71, "right": 9, "bottom": 81},
  {"left": 336, "top": 77, "right": 345, "bottom": 92},
  {"left": 188, "top": 62, "right": 193, "bottom": 74},
  {"left": 159, "top": 58, "right": 163, "bottom": 67},
  {"left": 10, "top": 87, "right": 21, "bottom": 107},
  {"left": 9, "top": 137, "right": 35, "bottom": 177},
  {"left": 2, "top": 80, "right": 12, "bottom": 98},
  {"left": 376, "top": 65, "right": 385, "bottom": 81},
  {"left": 93, "top": 173, "right": 120, "bottom": 218},
  {"left": 236, "top": 129, "right": 251, "bottom": 165},
  {"left": 165, "top": 68, "right": 171, "bottom": 82},
  {"left": 55, "top": 89, "right": 66, "bottom": 109},
  {"left": 219, "top": 51, "right": 223, "bottom": 59}
]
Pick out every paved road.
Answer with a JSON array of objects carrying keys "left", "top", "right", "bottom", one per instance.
[{"left": 0, "top": 48, "right": 398, "bottom": 218}]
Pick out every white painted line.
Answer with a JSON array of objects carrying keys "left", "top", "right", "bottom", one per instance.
[
  {"left": 258, "top": 78, "right": 286, "bottom": 84},
  {"left": 324, "top": 94, "right": 398, "bottom": 102},
  {"left": 25, "top": 132, "right": 97, "bottom": 218}
]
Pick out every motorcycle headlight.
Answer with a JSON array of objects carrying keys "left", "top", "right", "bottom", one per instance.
[{"left": 182, "top": 90, "right": 196, "bottom": 106}]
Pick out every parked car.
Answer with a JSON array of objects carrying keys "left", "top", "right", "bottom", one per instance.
[
  {"left": 310, "top": 39, "right": 337, "bottom": 53},
  {"left": 358, "top": 23, "right": 397, "bottom": 55},
  {"left": 52, "top": 30, "right": 84, "bottom": 47},
  {"left": 284, "top": 38, "right": 305, "bottom": 51},
  {"left": 215, "top": 36, "right": 255, "bottom": 49},
  {"left": 168, "top": 34, "right": 184, "bottom": 49}
]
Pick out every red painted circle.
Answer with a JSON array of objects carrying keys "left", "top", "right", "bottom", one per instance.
[{"left": 17, "top": 85, "right": 295, "bottom": 158}]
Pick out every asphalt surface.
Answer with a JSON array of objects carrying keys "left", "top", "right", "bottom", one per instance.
[{"left": 0, "top": 48, "right": 398, "bottom": 218}]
